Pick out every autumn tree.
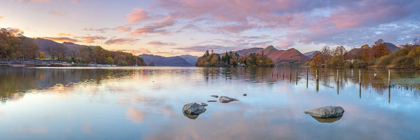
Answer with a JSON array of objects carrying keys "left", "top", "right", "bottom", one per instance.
[
  {"left": 0, "top": 28, "right": 21, "bottom": 59},
  {"left": 15, "top": 37, "right": 40, "bottom": 59},
  {"left": 371, "top": 39, "right": 389, "bottom": 59}
]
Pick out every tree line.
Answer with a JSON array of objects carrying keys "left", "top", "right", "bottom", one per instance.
[
  {"left": 310, "top": 38, "right": 420, "bottom": 69},
  {"left": 196, "top": 49, "right": 274, "bottom": 67},
  {"left": 0, "top": 28, "right": 146, "bottom": 66}
]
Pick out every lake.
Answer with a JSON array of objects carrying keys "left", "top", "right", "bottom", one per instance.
[{"left": 0, "top": 67, "right": 420, "bottom": 140}]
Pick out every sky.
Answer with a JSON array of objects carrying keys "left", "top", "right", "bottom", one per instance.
[{"left": 1, "top": 0, "right": 419, "bottom": 56}]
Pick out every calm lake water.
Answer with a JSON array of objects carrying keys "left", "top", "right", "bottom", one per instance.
[{"left": 1, "top": 67, "right": 420, "bottom": 140}]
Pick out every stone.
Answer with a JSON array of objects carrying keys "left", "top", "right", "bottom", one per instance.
[
  {"left": 208, "top": 100, "right": 217, "bottom": 102},
  {"left": 182, "top": 103, "right": 206, "bottom": 115},
  {"left": 219, "top": 96, "right": 239, "bottom": 103},
  {"left": 243, "top": 93, "right": 247, "bottom": 96},
  {"left": 304, "top": 106, "right": 345, "bottom": 118},
  {"left": 211, "top": 95, "right": 219, "bottom": 98},
  {"left": 201, "top": 103, "right": 208, "bottom": 106}
]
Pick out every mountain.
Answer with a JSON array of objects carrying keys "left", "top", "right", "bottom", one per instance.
[
  {"left": 179, "top": 55, "right": 199, "bottom": 65},
  {"left": 385, "top": 42, "right": 399, "bottom": 53},
  {"left": 235, "top": 47, "right": 262, "bottom": 56},
  {"left": 256, "top": 46, "right": 310, "bottom": 63},
  {"left": 33, "top": 38, "right": 96, "bottom": 57},
  {"left": 303, "top": 51, "right": 320, "bottom": 58},
  {"left": 138, "top": 54, "right": 193, "bottom": 66}
]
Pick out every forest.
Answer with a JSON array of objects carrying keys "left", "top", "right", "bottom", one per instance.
[
  {"left": 0, "top": 28, "right": 146, "bottom": 66},
  {"left": 196, "top": 50, "right": 274, "bottom": 67},
  {"left": 310, "top": 38, "right": 420, "bottom": 69}
]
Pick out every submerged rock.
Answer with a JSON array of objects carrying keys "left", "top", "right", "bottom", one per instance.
[
  {"left": 243, "top": 93, "right": 247, "bottom": 96},
  {"left": 304, "top": 106, "right": 345, "bottom": 118},
  {"left": 208, "top": 100, "right": 217, "bottom": 102},
  {"left": 182, "top": 103, "right": 206, "bottom": 116},
  {"left": 211, "top": 95, "right": 219, "bottom": 98},
  {"left": 201, "top": 103, "right": 208, "bottom": 106},
  {"left": 219, "top": 96, "right": 239, "bottom": 103},
  {"left": 311, "top": 116, "right": 343, "bottom": 123}
]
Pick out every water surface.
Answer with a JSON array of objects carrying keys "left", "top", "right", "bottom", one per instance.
[{"left": 0, "top": 67, "right": 420, "bottom": 140}]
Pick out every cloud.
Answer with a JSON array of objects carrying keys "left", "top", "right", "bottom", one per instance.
[
  {"left": 175, "top": 45, "right": 240, "bottom": 53},
  {"left": 0, "top": 16, "right": 4, "bottom": 20},
  {"left": 79, "top": 36, "right": 107, "bottom": 43},
  {"left": 82, "top": 27, "right": 112, "bottom": 33},
  {"left": 127, "top": 8, "right": 149, "bottom": 24},
  {"left": 6, "top": 27, "right": 24, "bottom": 35},
  {"left": 49, "top": 10, "right": 63, "bottom": 16},
  {"left": 57, "top": 33, "right": 72, "bottom": 37},
  {"left": 14, "top": 0, "right": 51, "bottom": 3},
  {"left": 105, "top": 38, "right": 139, "bottom": 45},
  {"left": 123, "top": 49, "right": 151, "bottom": 55},
  {"left": 116, "top": 26, "right": 132, "bottom": 33},
  {"left": 43, "top": 37, "right": 78, "bottom": 43},
  {"left": 130, "top": 16, "right": 175, "bottom": 36},
  {"left": 70, "top": 0, "right": 81, "bottom": 5},
  {"left": 147, "top": 41, "right": 176, "bottom": 46}
]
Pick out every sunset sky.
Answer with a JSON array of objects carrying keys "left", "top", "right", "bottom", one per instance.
[{"left": 1, "top": 0, "right": 419, "bottom": 56}]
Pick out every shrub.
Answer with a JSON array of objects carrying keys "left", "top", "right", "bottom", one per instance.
[
  {"left": 376, "top": 54, "right": 394, "bottom": 67},
  {"left": 353, "top": 59, "right": 368, "bottom": 68},
  {"left": 344, "top": 61, "right": 353, "bottom": 68},
  {"left": 391, "top": 56, "right": 415, "bottom": 68}
]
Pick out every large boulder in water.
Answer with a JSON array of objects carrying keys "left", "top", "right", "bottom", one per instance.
[
  {"left": 304, "top": 106, "right": 345, "bottom": 118},
  {"left": 219, "top": 96, "right": 239, "bottom": 103},
  {"left": 182, "top": 103, "right": 206, "bottom": 116}
]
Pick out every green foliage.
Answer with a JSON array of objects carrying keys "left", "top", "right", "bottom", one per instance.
[
  {"left": 394, "top": 48, "right": 409, "bottom": 57},
  {"left": 353, "top": 60, "right": 368, "bottom": 68},
  {"left": 196, "top": 50, "right": 273, "bottom": 67},
  {"left": 376, "top": 54, "right": 394, "bottom": 67},
  {"left": 107, "top": 57, "right": 114, "bottom": 65},
  {"left": 391, "top": 56, "right": 415, "bottom": 68}
]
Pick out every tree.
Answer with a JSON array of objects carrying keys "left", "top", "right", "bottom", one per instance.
[
  {"left": 371, "top": 39, "right": 389, "bottom": 59},
  {"left": 15, "top": 37, "right": 40, "bottom": 59},
  {"left": 310, "top": 53, "right": 323, "bottom": 67},
  {"left": 106, "top": 57, "right": 114, "bottom": 65},
  {"left": 333, "top": 46, "right": 347, "bottom": 57},
  {"left": 0, "top": 28, "right": 21, "bottom": 59}
]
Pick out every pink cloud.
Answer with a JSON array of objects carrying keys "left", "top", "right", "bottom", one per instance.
[
  {"left": 49, "top": 10, "right": 63, "bottom": 16},
  {"left": 43, "top": 37, "right": 78, "bottom": 43},
  {"left": 15, "top": 0, "right": 51, "bottom": 3},
  {"left": 105, "top": 38, "right": 139, "bottom": 45},
  {"left": 57, "top": 33, "right": 72, "bottom": 37},
  {"left": 79, "top": 36, "right": 107, "bottom": 43},
  {"left": 147, "top": 41, "right": 176, "bottom": 46},
  {"left": 130, "top": 16, "right": 175, "bottom": 36},
  {"left": 127, "top": 8, "right": 149, "bottom": 24},
  {"left": 6, "top": 27, "right": 24, "bottom": 35},
  {"left": 116, "top": 26, "right": 132, "bottom": 32},
  {"left": 0, "top": 16, "right": 4, "bottom": 19}
]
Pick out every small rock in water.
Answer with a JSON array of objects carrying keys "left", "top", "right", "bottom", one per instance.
[
  {"left": 208, "top": 100, "right": 217, "bottom": 102},
  {"left": 182, "top": 103, "right": 206, "bottom": 115},
  {"left": 219, "top": 96, "right": 239, "bottom": 103},
  {"left": 201, "top": 103, "right": 208, "bottom": 106},
  {"left": 210, "top": 95, "right": 219, "bottom": 98},
  {"left": 243, "top": 93, "right": 247, "bottom": 96},
  {"left": 182, "top": 103, "right": 206, "bottom": 119},
  {"left": 304, "top": 106, "right": 345, "bottom": 118}
]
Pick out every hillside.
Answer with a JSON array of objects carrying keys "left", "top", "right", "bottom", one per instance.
[
  {"left": 139, "top": 54, "right": 193, "bottom": 66},
  {"left": 179, "top": 55, "right": 199, "bottom": 65},
  {"left": 235, "top": 47, "right": 262, "bottom": 56},
  {"left": 303, "top": 51, "right": 320, "bottom": 58},
  {"left": 385, "top": 42, "right": 399, "bottom": 53},
  {"left": 33, "top": 38, "right": 95, "bottom": 57},
  {"left": 255, "top": 46, "right": 310, "bottom": 63}
]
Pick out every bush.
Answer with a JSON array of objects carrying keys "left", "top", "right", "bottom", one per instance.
[
  {"left": 344, "top": 61, "right": 353, "bottom": 68},
  {"left": 376, "top": 54, "right": 394, "bottom": 67},
  {"left": 353, "top": 59, "right": 368, "bottom": 68},
  {"left": 391, "top": 56, "right": 415, "bottom": 68},
  {"left": 394, "top": 48, "right": 410, "bottom": 57}
]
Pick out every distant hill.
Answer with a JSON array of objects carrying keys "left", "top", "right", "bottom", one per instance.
[
  {"left": 385, "top": 42, "right": 399, "bottom": 53},
  {"left": 179, "top": 55, "right": 198, "bottom": 65},
  {"left": 139, "top": 54, "right": 193, "bottom": 66},
  {"left": 235, "top": 47, "right": 262, "bottom": 56},
  {"left": 33, "top": 38, "right": 95, "bottom": 57},
  {"left": 303, "top": 51, "right": 320, "bottom": 58},
  {"left": 255, "top": 46, "right": 310, "bottom": 63}
]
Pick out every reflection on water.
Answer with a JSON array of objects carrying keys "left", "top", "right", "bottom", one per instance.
[{"left": 0, "top": 67, "right": 420, "bottom": 139}]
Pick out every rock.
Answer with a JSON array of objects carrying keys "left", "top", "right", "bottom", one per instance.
[
  {"left": 210, "top": 95, "right": 219, "bottom": 98},
  {"left": 311, "top": 116, "right": 343, "bottom": 123},
  {"left": 219, "top": 96, "right": 239, "bottom": 103},
  {"left": 208, "top": 100, "right": 217, "bottom": 102},
  {"left": 243, "top": 93, "right": 247, "bottom": 96},
  {"left": 201, "top": 103, "right": 208, "bottom": 106},
  {"left": 182, "top": 103, "right": 206, "bottom": 115},
  {"left": 304, "top": 106, "right": 345, "bottom": 118}
]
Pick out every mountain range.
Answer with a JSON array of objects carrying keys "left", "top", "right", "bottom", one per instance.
[{"left": 138, "top": 54, "right": 198, "bottom": 66}]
